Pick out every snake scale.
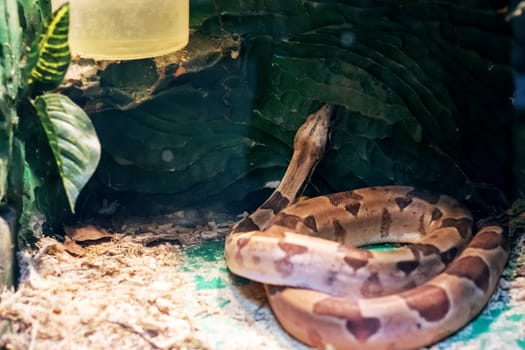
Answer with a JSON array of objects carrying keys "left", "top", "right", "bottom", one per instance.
[{"left": 224, "top": 105, "right": 509, "bottom": 350}]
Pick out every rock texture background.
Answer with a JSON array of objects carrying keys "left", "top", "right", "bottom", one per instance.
[{"left": 63, "top": 0, "right": 514, "bottom": 219}]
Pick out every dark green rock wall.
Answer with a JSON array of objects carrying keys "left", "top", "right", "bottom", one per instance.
[{"left": 84, "top": 0, "right": 514, "bottom": 216}]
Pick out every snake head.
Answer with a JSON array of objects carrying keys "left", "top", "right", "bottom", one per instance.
[{"left": 293, "top": 104, "right": 334, "bottom": 162}]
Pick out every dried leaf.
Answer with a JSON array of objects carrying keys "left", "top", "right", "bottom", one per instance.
[
  {"left": 64, "top": 225, "right": 113, "bottom": 242},
  {"left": 63, "top": 236, "right": 86, "bottom": 256}
]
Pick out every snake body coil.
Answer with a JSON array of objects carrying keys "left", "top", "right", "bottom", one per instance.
[{"left": 225, "top": 105, "right": 509, "bottom": 350}]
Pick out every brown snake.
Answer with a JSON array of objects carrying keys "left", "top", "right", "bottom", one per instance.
[{"left": 224, "top": 105, "right": 509, "bottom": 349}]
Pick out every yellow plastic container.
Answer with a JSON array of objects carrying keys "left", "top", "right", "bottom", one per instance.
[{"left": 52, "top": 0, "right": 189, "bottom": 60}]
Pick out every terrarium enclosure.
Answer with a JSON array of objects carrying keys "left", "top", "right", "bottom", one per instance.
[{"left": 0, "top": 0, "right": 524, "bottom": 349}]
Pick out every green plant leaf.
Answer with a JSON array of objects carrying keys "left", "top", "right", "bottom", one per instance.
[
  {"left": 0, "top": 0, "right": 23, "bottom": 202},
  {"left": 28, "top": 3, "right": 70, "bottom": 90},
  {"left": 33, "top": 93, "right": 101, "bottom": 212}
]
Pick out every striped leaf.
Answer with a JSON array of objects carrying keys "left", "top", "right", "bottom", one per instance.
[
  {"left": 28, "top": 3, "right": 70, "bottom": 90},
  {"left": 33, "top": 93, "right": 101, "bottom": 213}
]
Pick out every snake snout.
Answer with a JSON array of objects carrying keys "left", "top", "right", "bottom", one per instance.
[{"left": 294, "top": 104, "right": 333, "bottom": 154}]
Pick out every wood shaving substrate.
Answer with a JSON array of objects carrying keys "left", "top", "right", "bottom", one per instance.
[{"left": 0, "top": 234, "right": 205, "bottom": 350}]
